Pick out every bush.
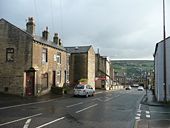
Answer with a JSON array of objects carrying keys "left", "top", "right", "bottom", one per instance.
[{"left": 79, "top": 78, "right": 88, "bottom": 84}]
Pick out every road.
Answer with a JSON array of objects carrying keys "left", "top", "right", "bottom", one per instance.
[{"left": 0, "top": 88, "right": 145, "bottom": 128}]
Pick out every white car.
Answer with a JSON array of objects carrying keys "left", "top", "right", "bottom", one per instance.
[
  {"left": 125, "top": 86, "right": 132, "bottom": 90},
  {"left": 138, "top": 86, "right": 144, "bottom": 91},
  {"left": 74, "top": 84, "right": 95, "bottom": 97}
]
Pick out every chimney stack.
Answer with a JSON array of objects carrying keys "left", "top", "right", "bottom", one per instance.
[
  {"left": 53, "top": 33, "right": 59, "bottom": 44},
  {"left": 42, "top": 27, "right": 49, "bottom": 40},
  {"left": 26, "top": 17, "right": 35, "bottom": 35},
  {"left": 59, "top": 38, "right": 62, "bottom": 46}
]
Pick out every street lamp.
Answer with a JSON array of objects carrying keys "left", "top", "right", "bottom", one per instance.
[
  {"left": 123, "top": 72, "right": 126, "bottom": 88},
  {"left": 163, "top": 0, "right": 167, "bottom": 102}
]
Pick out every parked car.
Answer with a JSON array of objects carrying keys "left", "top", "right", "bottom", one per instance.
[
  {"left": 137, "top": 86, "right": 144, "bottom": 91},
  {"left": 74, "top": 84, "right": 95, "bottom": 97},
  {"left": 132, "top": 83, "right": 139, "bottom": 87},
  {"left": 125, "top": 86, "right": 132, "bottom": 90}
]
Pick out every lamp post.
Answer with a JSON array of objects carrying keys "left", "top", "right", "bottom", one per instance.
[
  {"left": 163, "top": 0, "right": 167, "bottom": 102},
  {"left": 123, "top": 72, "right": 126, "bottom": 88}
]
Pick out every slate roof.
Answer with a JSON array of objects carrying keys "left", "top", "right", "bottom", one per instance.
[
  {"left": 0, "top": 18, "right": 66, "bottom": 52},
  {"left": 33, "top": 35, "right": 66, "bottom": 51},
  {"left": 65, "top": 45, "right": 92, "bottom": 53},
  {"left": 154, "top": 36, "right": 170, "bottom": 57}
]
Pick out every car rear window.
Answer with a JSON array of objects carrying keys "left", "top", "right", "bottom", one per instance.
[{"left": 75, "top": 84, "right": 84, "bottom": 89}]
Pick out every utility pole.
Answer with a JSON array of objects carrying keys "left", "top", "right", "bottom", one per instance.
[{"left": 163, "top": 0, "right": 167, "bottom": 102}]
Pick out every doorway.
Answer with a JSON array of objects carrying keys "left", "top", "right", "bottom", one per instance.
[{"left": 25, "top": 68, "right": 35, "bottom": 96}]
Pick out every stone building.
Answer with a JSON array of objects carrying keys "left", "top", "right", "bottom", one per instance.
[
  {"left": 0, "top": 17, "right": 69, "bottom": 96},
  {"left": 65, "top": 46, "right": 95, "bottom": 89},
  {"left": 95, "top": 54, "right": 113, "bottom": 90}
]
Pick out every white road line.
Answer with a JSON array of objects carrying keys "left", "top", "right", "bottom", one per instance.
[
  {"left": 66, "top": 102, "right": 83, "bottom": 108},
  {"left": 36, "top": 117, "right": 65, "bottom": 128},
  {"left": 138, "top": 104, "right": 141, "bottom": 110},
  {"left": 23, "top": 119, "right": 31, "bottom": 128},
  {"left": 104, "top": 97, "right": 113, "bottom": 102},
  {"left": 137, "top": 110, "right": 141, "bottom": 113},
  {"left": 0, "top": 113, "right": 42, "bottom": 127},
  {"left": 76, "top": 104, "right": 98, "bottom": 113},
  {"left": 146, "top": 114, "right": 151, "bottom": 118},
  {"left": 135, "top": 116, "right": 140, "bottom": 120},
  {"left": 0, "top": 99, "right": 57, "bottom": 110},
  {"left": 146, "top": 111, "right": 150, "bottom": 114},
  {"left": 135, "top": 104, "right": 142, "bottom": 120},
  {"left": 95, "top": 92, "right": 103, "bottom": 94},
  {"left": 136, "top": 113, "right": 141, "bottom": 117}
]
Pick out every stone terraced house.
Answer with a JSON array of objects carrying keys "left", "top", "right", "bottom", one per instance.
[
  {"left": 65, "top": 46, "right": 96, "bottom": 89},
  {"left": 0, "top": 17, "right": 69, "bottom": 96}
]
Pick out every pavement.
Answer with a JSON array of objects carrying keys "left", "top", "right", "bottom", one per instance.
[{"left": 136, "top": 90, "right": 170, "bottom": 128}]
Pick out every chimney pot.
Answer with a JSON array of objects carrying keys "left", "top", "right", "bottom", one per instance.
[
  {"left": 42, "top": 27, "right": 49, "bottom": 40},
  {"left": 26, "top": 17, "right": 35, "bottom": 35},
  {"left": 53, "top": 33, "right": 59, "bottom": 44}
]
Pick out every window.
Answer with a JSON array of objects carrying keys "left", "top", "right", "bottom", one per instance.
[
  {"left": 6, "top": 48, "right": 14, "bottom": 62},
  {"left": 56, "top": 52, "right": 61, "bottom": 64},
  {"left": 66, "top": 70, "right": 69, "bottom": 83},
  {"left": 42, "top": 48, "right": 48, "bottom": 63}
]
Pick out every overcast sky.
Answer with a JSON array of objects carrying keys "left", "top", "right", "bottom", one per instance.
[{"left": 0, "top": 0, "right": 170, "bottom": 60}]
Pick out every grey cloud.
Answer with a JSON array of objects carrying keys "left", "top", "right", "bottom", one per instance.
[{"left": 1, "top": 0, "right": 170, "bottom": 60}]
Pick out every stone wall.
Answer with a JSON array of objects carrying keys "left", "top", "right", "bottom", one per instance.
[
  {"left": 32, "top": 42, "right": 67, "bottom": 95},
  {"left": 0, "top": 19, "right": 32, "bottom": 95}
]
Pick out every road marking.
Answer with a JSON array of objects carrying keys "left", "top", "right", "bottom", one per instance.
[
  {"left": 137, "top": 110, "right": 141, "bottom": 113},
  {"left": 104, "top": 97, "right": 113, "bottom": 102},
  {"left": 36, "top": 117, "right": 65, "bottom": 128},
  {"left": 0, "top": 99, "right": 57, "bottom": 110},
  {"left": 23, "top": 119, "right": 31, "bottom": 128},
  {"left": 66, "top": 102, "right": 83, "bottom": 108},
  {"left": 146, "top": 111, "right": 150, "bottom": 114},
  {"left": 146, "top": 114, "right": 151, "bottom": 118},
  {"left": 136, "top": 113, "right": 141, "bottom": 117},
  {"left": 138, "top": 104, "right": 141, "bottom": 110},
  {"left": 76, "top": 104, "right": 98, "bottom": 113},
  {"left": 95, "top": 92, "right": 103, "bottom": 94},
  {"left": 135, "top": 104, "right": 141, "bottom": 120},
  {"left": 135, "top": 116, "right": 140, "bottom": 120},
  {"left": 0, "top": 113, "right": 42, "bottom": 127}
]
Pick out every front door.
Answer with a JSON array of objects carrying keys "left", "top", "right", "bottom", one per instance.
[
  {"left": 26, "top": 71, "right": 35, "bottom": 96},
  {"left": 53, "top": 71, "right": 56, "bottom": 86}
]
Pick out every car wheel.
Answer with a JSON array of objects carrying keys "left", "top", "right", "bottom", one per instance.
[{"left": 92, "top": 93, "right": 94, "bottom": 96}]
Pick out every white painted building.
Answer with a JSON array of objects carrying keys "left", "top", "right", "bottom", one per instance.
[{"left": 154, "top": 37, "right": 170, "bottom": 101}]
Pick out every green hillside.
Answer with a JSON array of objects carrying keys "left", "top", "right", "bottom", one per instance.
[{"left": 111, "top": 60, "right": 154, "bottom": 79}]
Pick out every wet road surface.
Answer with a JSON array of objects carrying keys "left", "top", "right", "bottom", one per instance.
[{"left": 0, "top": 89, "right": 145, "bottom": 128}]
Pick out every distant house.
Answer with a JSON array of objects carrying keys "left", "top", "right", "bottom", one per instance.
[
  {"left": 0, "top": 17, "right": 69, "bottom": 96},
  {"left": 65, "top": 46, "right": 95, "bottom": 88},
  {"left": 154, "top": 37, "right": 170, "bottom": 102},
  {"left": 95, "top": 54, "right": 113, "bottom": 90}
]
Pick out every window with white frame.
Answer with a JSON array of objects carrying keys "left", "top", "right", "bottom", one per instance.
[
  {"left": 42, "top": 48, "right": 48, "bottom": 63},
  {"left": 6, "top": 48, "right": 14, "bottom": 62},
  {"left": 56, "top": 52, "right": 61, "bottom": 64}
]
